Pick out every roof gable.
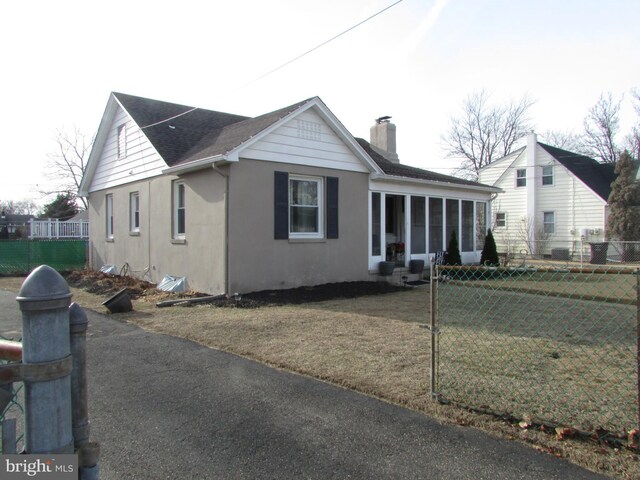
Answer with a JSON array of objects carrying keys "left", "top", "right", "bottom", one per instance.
[
  {"left": 113, "top": 92, "right": 249, "bottom": 166},
  {"left": 173, "top": 98, "right": 315, "bottom": 166},
  {"left": 538, "top": 143, "right": 616, "bottom": 201}
]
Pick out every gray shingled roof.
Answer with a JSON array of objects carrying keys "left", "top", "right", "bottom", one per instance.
[
  {"left": 356, "top": 138, "right": 491, "bottom": 188},
  {"left": 113, "top": 93, "right": 496, "bottom": 189},
  {"left": 113, "top": 93, "right": 314, "bottom": 167},
  {"left": 538, "top": 143, "right": 616, "bottom": 201}
]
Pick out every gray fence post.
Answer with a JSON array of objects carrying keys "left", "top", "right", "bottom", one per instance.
[
  {"left": 429, "top": 258, "right": 437, "bottom": 400},
  {"left": 16, "top": 265, "right": 74, "bottom": 454},
  {"left": 69, "top": 303, "right": 100, "bottom": 479},
  {"left": 69, "top": 303, "right": 89, "bottom": 448}
]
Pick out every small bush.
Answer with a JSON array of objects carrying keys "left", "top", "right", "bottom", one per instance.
[
  {"left": 480, "top": 229, "right": 500, "bottom": 266},
  {"left": 445, "top": 230, "right": 461, "bottom": 266}
]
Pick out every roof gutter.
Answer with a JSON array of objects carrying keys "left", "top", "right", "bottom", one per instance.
[
  {"left": 162, "top": 154, "right": 231, "bottom": 175},
  {"left": 369, "top": 173, "right": 503, "bottom": 194}
]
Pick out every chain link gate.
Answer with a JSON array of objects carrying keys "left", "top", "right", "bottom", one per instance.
[{"left": 430, "top": 263, "right": 639, "bottom": 439}]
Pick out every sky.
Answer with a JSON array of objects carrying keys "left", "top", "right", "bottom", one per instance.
[{"left": 1, "top": 0, "right": 639, "bottom": 206}]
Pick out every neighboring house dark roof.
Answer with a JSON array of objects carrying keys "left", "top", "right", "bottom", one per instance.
[
  {"left": 538, "top": 143, "right": 616, "bottom": 201},
  {"left": 67, "top": 210, "right": 88, "bottom": 221},
  {"left": 0, "top": 214, "right": 34, "bottom": 225},
  {"left": 356, "top": 138, "right": 491, "bottom": 188},
  {"left": 113, "top": 92, "right": 314, "bottom": 167}
]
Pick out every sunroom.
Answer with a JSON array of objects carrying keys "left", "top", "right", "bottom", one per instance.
[{"left": 368, "top": 177, "right": 498, "bottom": 272}]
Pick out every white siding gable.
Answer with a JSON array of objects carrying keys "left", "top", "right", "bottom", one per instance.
[
  {"left": 478, "top": 148, "right": 523, "bottom": 186},
  {"left": 491, "top": 149, "right": 528, "bottom": 231},
  {"left": 88, "top": 105, "right": 167, "bottom": 192},
  {"left": 240, "top": 109, "right": 369, "bottom": 173}
]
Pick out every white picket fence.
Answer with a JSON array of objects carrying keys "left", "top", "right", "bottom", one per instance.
[{"left": 29, "top": 219, "right": 89, "bottom": 239}]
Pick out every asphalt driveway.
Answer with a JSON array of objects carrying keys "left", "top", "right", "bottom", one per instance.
[{"left": 0, "top": 289, "right": 606, "bottom": 479}]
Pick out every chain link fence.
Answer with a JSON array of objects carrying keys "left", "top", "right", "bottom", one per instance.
[
  {"left": 0, "top": 334, "right": 24, "bottom": 454},
  {"left": 0, "top": 239, "right": 88, "bottom": 275},
  {"left": 431, "top": 263, "right": 638, "bottom": 439}
]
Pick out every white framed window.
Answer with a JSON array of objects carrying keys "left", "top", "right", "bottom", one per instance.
[
  {"left": 129, "top": 192, "right": 140, "bottom": 233},
  {"left": 117, "top": 124, "right": 127, "bottom": 159},
  {"left": 106, "top": 194, "right": 114, "bottom": 239},
  {"left": 289, "top": 175, "right": 323, "bottom": 238},
  {"left": 542, "top": 165, "right": 554, "bottom": 186},
  {"left": 516, "top": 168, "right": 526, "bottom": 187},
  {"left": 495, "top": 212, "right": 506, "bottom": 228},
  {"left": 173, "top": 181, "right": 186, "bottom": 239},
  {"left": 543, "top": 211, "right": 555, "bottom": 234}
]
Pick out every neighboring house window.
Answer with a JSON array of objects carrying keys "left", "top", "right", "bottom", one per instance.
[
  {"left": 495, "top": 212, "right": 506, "bottom": 228},
  {"left": 516, "top": 169, "right": 526, "bottom": 187},
  {"left": 130, "top": 192, "right": 140, "bottom": 233},
  {"left": 274, "top": 172, "right": 338, "bottom": 240},
  {"left": 173, "top": 181, "right": 186, "bottom": 238},
  {"left": 543, "top": 211, "right": 555, "bottom": 234},
  {"left": 542, "top": 165, "right": 554, "bottom": 186},
  {"left": 106, "top": 194, "right": 114, "bottom": 239},
  {"left": 117, "top": 124, "right": 127, "bottom": 158}
]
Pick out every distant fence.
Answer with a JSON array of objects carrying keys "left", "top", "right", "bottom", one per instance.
[
  {"left": 430, "top": 263, "right": 638, "bottom": 441},
  {"left": 29, "top": 219, "right": 89, "bottom": 239},
  {"left": 0, "top": 239, "right": 88, "bottom": 275},
  {"left": 492, "top": 237, "right": 640, "bottom": 267}
]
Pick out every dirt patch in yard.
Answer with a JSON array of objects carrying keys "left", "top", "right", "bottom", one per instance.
[{"left": 63, "top": 269, "right": 409, "bottom": 307}]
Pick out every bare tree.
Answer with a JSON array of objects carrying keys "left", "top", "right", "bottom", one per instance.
[
  {"left": 442, "top": 90, "right": 534, "bottom": 180},
  {"left": 624, "top": 89, "right": 640, "bottom": 161},
  {"left": 0, "top": 199, "right": 39, "bottom": 215},
  {"left": 582, "top": 92, "right": 621, "bottom": 164},
  {"left": 539, "top": 130, "right": 590, "bottom": 155},
  {"left": 44, "top": 127, "right": 93, "bottom": 210}
]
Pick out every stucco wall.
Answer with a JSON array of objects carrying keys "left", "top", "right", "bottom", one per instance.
[
  {"left": 227, "top": 159, "right": 370, "bottom": 293},
  {"left": 88, "top": 170, "right": 227, "bottom": 294}
]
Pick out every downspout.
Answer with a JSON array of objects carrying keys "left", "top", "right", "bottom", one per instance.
[
  {"left": 213, "top": 165, "right": 230, "bottom": 295},
  {"left": 148, "top": 181, "right": 152, "bottom": 279}
]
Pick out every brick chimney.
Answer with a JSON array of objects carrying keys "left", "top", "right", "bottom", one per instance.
[{"left": 370, "top": 116, "right": 399, "bottom": 163}]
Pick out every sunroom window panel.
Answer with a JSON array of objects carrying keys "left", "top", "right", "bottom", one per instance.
[
  {"left": 371, "top": 192, "right": 381, "bottom": 256},
  {"left": 461, "top": 200, "right": 474, "bottom": 251},
  {"left": 445, "top": 199, "right": 459, "bottom": 247},
  {"left": 411, "top": 196, "right": 426, "bottom": 254},
  {"left": 429, "top": 198, "right": 443, "bottom": 253},
  {"left": 476, "top": 202, "right": 486, "bottom": 250}
]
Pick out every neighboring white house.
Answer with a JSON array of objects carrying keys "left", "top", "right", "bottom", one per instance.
[{"left": 478, "top": 133, "right": 617, "bottom": 258}]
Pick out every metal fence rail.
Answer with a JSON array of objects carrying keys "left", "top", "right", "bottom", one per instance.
[
  {"left": 432, "top": 264, "right": 638, "bottom": 437},
  {"left": 0, "top": 239, "right": 87, "bottom": 275}
]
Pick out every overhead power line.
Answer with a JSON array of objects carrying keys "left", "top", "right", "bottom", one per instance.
[
  {"left": 236, "top": 0, "right": 405, "bottom": 91},
  {"left": 130, "top": 1, "right": 404, "bottom": 131}
]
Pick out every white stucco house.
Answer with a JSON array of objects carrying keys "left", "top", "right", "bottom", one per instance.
[
  {"left": 79, "top": 92, "right": 499, "bottom": 294},
  {"left": 478, "top": 133, "right": 617, "bottom": 258}
]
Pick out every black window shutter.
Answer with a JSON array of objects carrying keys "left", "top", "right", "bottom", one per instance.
[
  {"left": 326, "top": 176, "right": 339, "bottom": 239},
  {"left": 274, "top": 171, "right": 289, "bottom": 239}
]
